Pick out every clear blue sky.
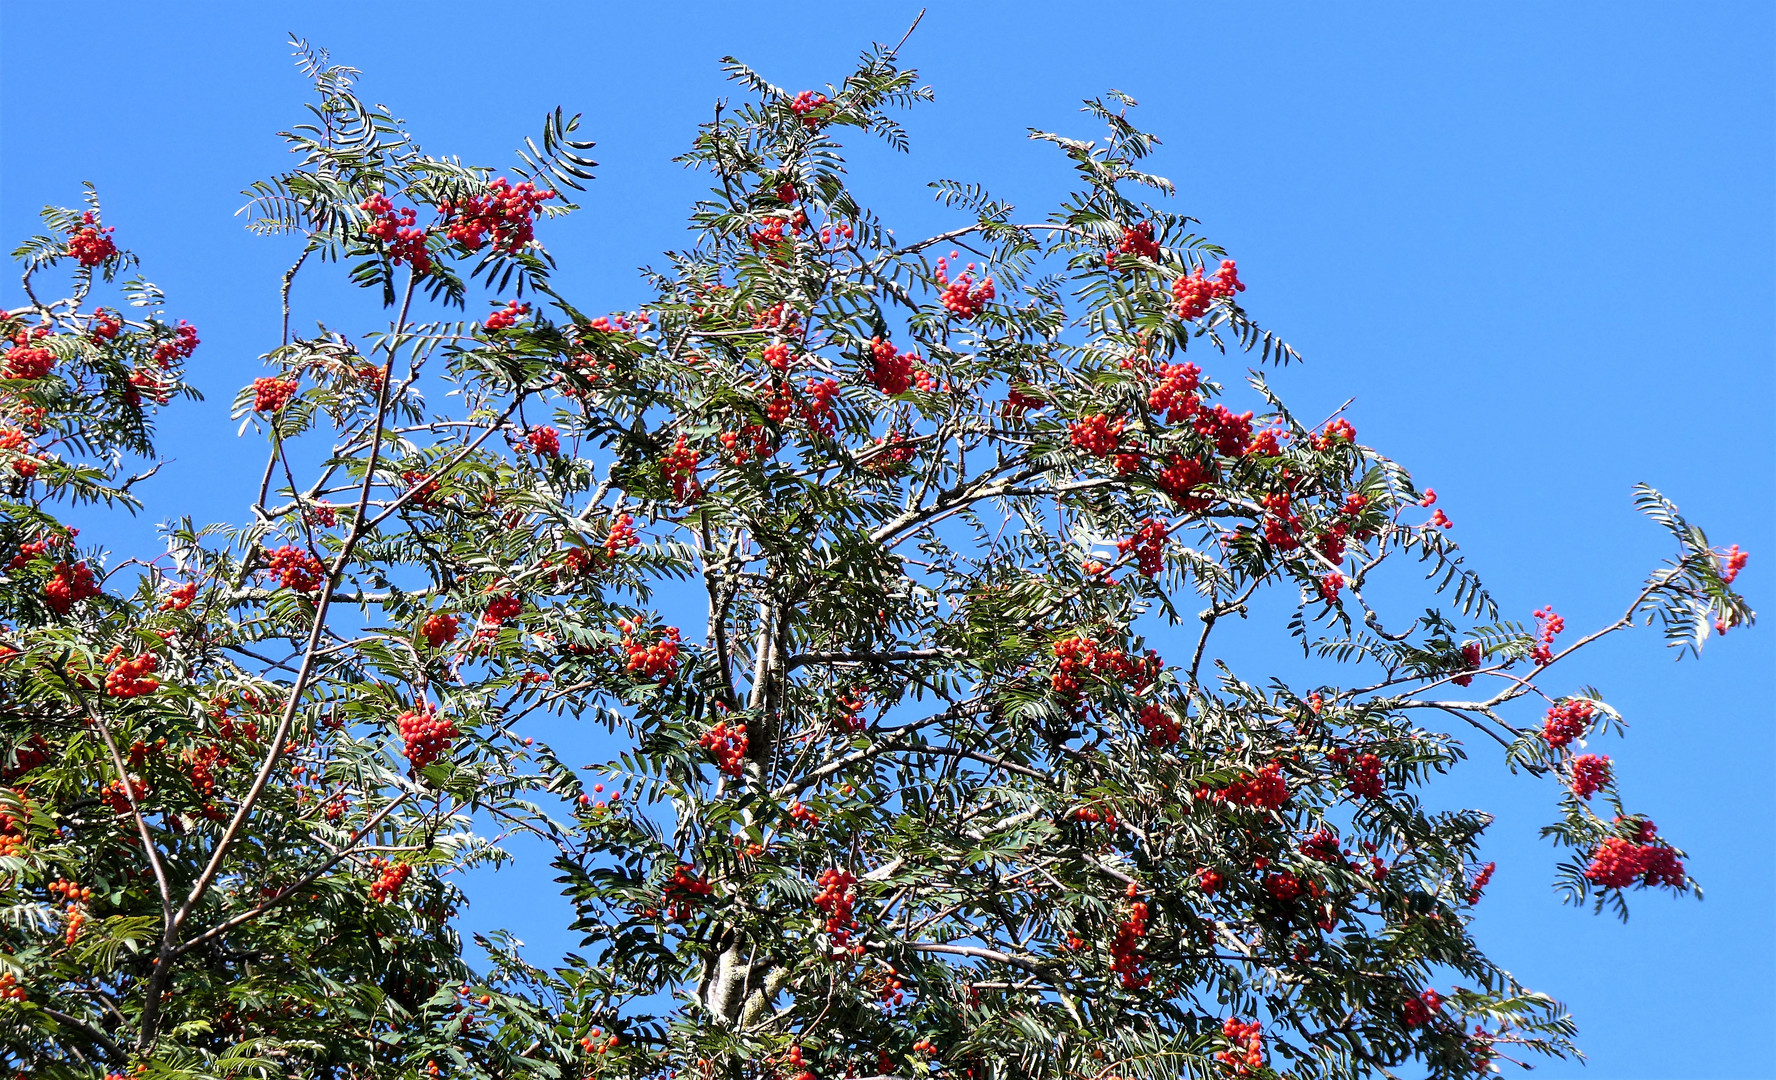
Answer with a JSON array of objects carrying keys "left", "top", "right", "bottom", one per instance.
[{"left": 3, "top": 3, "right": 1771, "bottom": 1075}]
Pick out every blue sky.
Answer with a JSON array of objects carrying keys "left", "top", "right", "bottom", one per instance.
[{"left": 3, "top": 2, "right": 1771, "bottom": 1075}]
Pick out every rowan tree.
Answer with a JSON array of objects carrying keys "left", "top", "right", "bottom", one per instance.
[{"left": 0, "top": 36, "right": 1756, "bottom": 1080}]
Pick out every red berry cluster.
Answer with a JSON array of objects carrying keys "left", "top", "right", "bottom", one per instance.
[
  {"left": 368, "top": 856, "right": 412, "bottom": 903},
  {"left": 934, "top": 256, "right": 995, "bottom": 319},
  {"left": 763, "top": 341, "right": 796, "bottom": 372},
  {"left": 788, "top": 800, "right": 821, "bottom": 827},
  {"left": 151, "top": 320, "right": 200, "bottom": 366},
  {"left": 185, "top": 743, "right": 224, "bottom": 797},
  {"left": 4, "top": 343, "right": 54, "bottom": 380},
  {"left": 1146, "top": 361, "right": 1201, "bottom": 423},
  {"left": 1199, "top": 762, "right": 1290, "bottom": 809},
  {"left": 265, "top": 545, "right": 326, "bottom": 592},
  {"left": 1540, "top": 699, "right": 1593, "bottom": 748},
  {"left": 1401, "top": 988, "right": 1444, "bottom": 1028},
  {"left": 1048, "top": 635, "right": 1160, "bottom": 703},
  {"left": 484, "top": 300, "right": 530, "bottom": 332},
  {"left": 398, "top": 707, "right": 457, "bottom": 770},
  {"left": 161, "top": 581, "right": 197, "bottom": 611},
  {"left": 105, "top": 651, "right": 161, "bottom": 698},
  {"left": 99, "top": 777, "right": 146, "bottom": 816},
  {"left": 1318, "top": 571, "right": 1345, "bottom": 602},
  {"left": 661, "top": 435, "right": 701, "bottom": 502},
  {"left": 482, "top": 593, "right": 522, "bottom": 627},
  {"left": 1116, "top": 518, "right": 1170, "bottom": 577},
  {"left": 1106, "top": 221, "right": 1161, "bottom": 267},
  {"left": 441, "top": 177, "right": 555, "bottom": 253},
  {"left": 1453, "top": 641, "right": 1483, "bottom": 686},
  {"left": 43, "top": 560, "right": 99, "bottom": 613},
  {"left": 1196, "top": 867, "right": 1224, "bottom": 894},
  {"left": 1069, "top": 413, "right": 1125, "bottom": 458},
  {"left": 422, "top": 612, "right": 460, "bottom": 647},
  {"left": 619, "top": 620, "right": 682, "bottom": 682},
  {"left": 866, "top": 337, "right": 915, "bottom": 396},
  {"left": 128, "top": 367, "right": 172, "bottom": 407},
  {"left": 359, "top": 194, "right": 433, "bottom": 274},
  {"left": 1135, "top": 702, "right": 1180, "bottom": 747},
  {"left": 814, "top": 867, "right": 859, "bottom": 949},
  {"left": 1216, "top": 1017, "right": 1266, "bottom": 1076},
  {"left": 1584, "top": 821, "right": 1684, "bottom": 890},
  {"left": 1004, "top": 385, "right": 1047, "bottom": 418},
  {"left": 1071, "top": 800, "right": 1121, "bottom": 828},
  {"left": 699, "top": 720, "right": 749, "bottom": 777},
  {"left": 1156, "top": 454, "right": 1214, "bottom": 512},
  {"left": 761, "top": 381, "right": 796, "bottom": 424},
  {"left": 526, "top": 426, "right": 560, "bottom": 457},
  {"left": 252, "top": 376, "right": 298, "bottom": 414},
  {"left": 662, "top": 864, "right": 714, "bottom": 921},
  {"left": 802, "top": 377, "right": 840, "bottom": 436},
  {"left": 0, "top": 427, "right": 41, "bottom": 477},
  {"left": 604, "top": 512, "right": 640, "bottom": 557},
  {"left": 401, "top": 469, "right": 442, "bottom": 509},
  {"left": 65, "top": 212, "right": 117, "bottom": 267},
  {"left": 1263, "top": 870, "right": 1303, "bottom": 902},
  {"left": 0, "top": 972, "right": 25, "bottom": 1002},
  {"left": 1192, "top": 404, "right": 1256, "bottom": 458},
  {"left": 1107, "top": 882, "right": 1151, "bottom": 989},
  {"left": 748, "top": 214, "right": 806, "bottom": 262},
  {"left": 836, "top": 689, "right": 868, "bottom": 733},
  {"left": 1260, "top": 491, "right": 1301, "bottom": 553},
  {"left": 8, "top": 532, "right": 63, "bottom": 569},
  {"left": 1525, "top": 606, "right": 1563, "bottom": 666},
  {"left": 1720, "top": 544, "right": 1748, "bottom": 584},
  {"left": 865, "top": 430, "right": 915, "bottom": 476},
  {"left": 1331, "top": 749, "right": 1382, "bottom": 799},
  {"left": 1568, "top": 754, "right": 1611, "bottom": 799},
  {"left": 1310, "top": 418, "right": 1357, "bottom": 450},
  {"left": 790, "top": 90, "right": 830, "bottom": 127},
  {"left": 1171, "top": 260, "right": 1245, "bottom": 320},
  {"left": 1467, "top": 861, "right": 1496, "bottom": 904}
]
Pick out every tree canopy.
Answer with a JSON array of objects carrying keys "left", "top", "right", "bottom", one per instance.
[{"left": 0, "top": 37, "right": 1755, "bottom": 1080}]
